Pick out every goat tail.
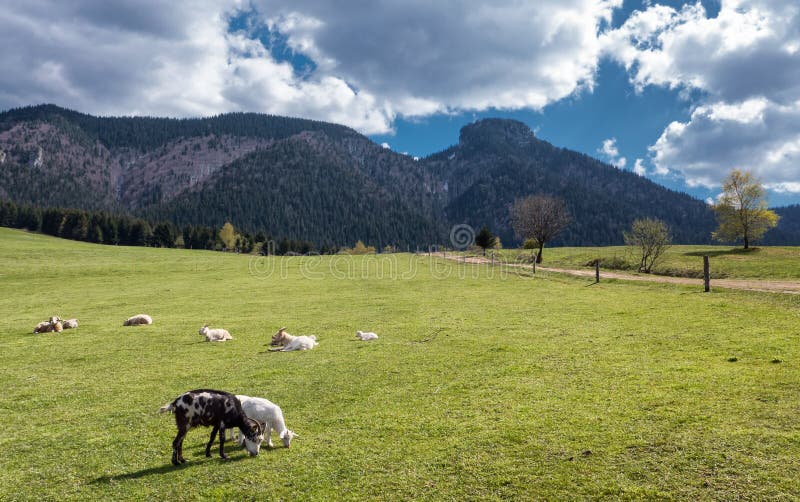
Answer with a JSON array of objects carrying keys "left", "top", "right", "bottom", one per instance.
[{"left": 158, "top": 401, "right": 176, "bottom": 414}]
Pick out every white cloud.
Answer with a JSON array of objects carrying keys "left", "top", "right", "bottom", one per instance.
[
  {"left": 766, "top": 182, "right": 800, "bottom": 193},
  {"left": 599, "top": 138, "right": 626, "bottom": 168},
  {"left": 650, "top": 98, "right": 800, "bottom": 191},
  {"left": 605, "top": 0, "right": 800, "bottom": 192},
  {"left": 380, "top": 142, "right": 391, "bottom": 149},
  {"left": 0, "top": 1, "right": 626, "bottom": 134},
  {"left": 633, "top": 158, "right": 646, "bottom": 175}
]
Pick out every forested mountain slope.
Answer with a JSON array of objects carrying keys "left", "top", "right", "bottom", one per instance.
[{"left": 1, "top": 105, "right": 796, "bottom": 246}]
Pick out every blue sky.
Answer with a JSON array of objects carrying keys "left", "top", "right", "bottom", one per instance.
[{"left": 1, "top": 0, "right": 798, "bottom": 206}]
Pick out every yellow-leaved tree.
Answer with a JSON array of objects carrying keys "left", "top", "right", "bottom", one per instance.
[
  {"left": 219, "top": 222, "right": 236, "bottom": 250},
  {"left": 712, "top": 170, "right": 779, "bottom": 249}
]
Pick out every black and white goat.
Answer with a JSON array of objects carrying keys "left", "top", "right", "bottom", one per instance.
[{"left": 159, "top": 389, "right": 264, "bottom": 465}]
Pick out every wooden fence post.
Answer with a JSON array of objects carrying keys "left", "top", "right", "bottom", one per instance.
[
  {"left": 595, "top": 260, "right": 600, "bottom": 283},
  {"left": 532, "top": 254, "right": 537, "bottom": 274},
  {"left": 703, "top": 256, "right": 710, "bottom": 292},
  {"left": 491, "top": 251, "right": 494, "bottom": 266}
]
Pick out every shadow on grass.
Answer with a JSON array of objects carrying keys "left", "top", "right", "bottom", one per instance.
[
  {"left": 91, "top": 453, "right": 249, "bottom": 484},
  {"left": 684, "top": 248, "right": 759, "bottom": 257}
]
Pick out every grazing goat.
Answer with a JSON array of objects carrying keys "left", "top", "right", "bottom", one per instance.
[
  {"left": 199, "top": 325, "right": 233, "bottom": 342},
  {"left": 270, "top": 327, "right": 318, "bottom": 351},
  {"left": 229, "top": 395, "right": 297, "bottom": 449},
  {"left": 62, "top": 319, "right": 79, "bottom": 329},
  {"left": 124, "top": 314, "right": 153, "bottom": 326},
  {"left": 158, "top": 389, "right": 264, "bottom": 465},
  {"left": 356, "top": 330, "right": 379, "bottom": 341}
]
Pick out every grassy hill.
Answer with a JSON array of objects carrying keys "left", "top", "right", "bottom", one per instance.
[{"left": 1, "top": 228, "right": 799, "bottom": 499}]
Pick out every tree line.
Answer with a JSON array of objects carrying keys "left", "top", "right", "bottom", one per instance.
[{"left": 0, "top": 199, "right": 329, "bottom": 255}]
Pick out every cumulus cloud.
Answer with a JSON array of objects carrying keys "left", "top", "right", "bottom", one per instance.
[
  {"left": 604, "top": 0, "right": 800, "bottom": 192},
  {"left": 0, "top": 0, "right": 623, "bottom": 135},
  {"left": 599, "top": 138, "right": 626, "bottom": 168},
  {"left": 633, "top": 158, "right": 646, "bottom": 176},
  {"left": 650, "top": 99, "right": 800, "bottom": 190}
]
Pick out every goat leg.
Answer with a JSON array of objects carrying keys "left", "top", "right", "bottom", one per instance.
[
  {"left": 218, "top": 425, "right": 228, "bottom": 459},
  {"left": 205, "top": 425, "right": 219, "bottom": 458},
  {"left": 172, "top": 427, "right": 188, "bottom": 465}
]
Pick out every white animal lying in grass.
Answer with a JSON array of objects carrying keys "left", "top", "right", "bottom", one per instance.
[
  {"left": 62, "top": 318, "right": 79, "bottom": 329},
  {"left": 356, "top": 330, "right": 379, "bottom": 341},
  {"left": 270, "top": 327, "right": 318, "bottom": 351},
  {"left": 229, "top": 395, "right": 298, "bottom": 449},
  {"left": 123, "top": 314, "right": 153, "bottom": 326},
  {"left": 199, "top": 324, "right": 233, "bottom": 342},
  {"left": 33, "top": 316, "right": 63, "bottom": 333}
]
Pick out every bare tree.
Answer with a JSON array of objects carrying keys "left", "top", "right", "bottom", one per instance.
[
  {"left": 624, "top": 218, "right": 671, "bottom": 273},
  {"left": 510, "top": 195, "right": 570, "bottom": 263}
]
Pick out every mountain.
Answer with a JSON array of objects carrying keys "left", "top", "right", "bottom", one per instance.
[
  {"left": 762, "top": 205, "right": 800, "bottom": 245},
  {"left": 1, "top": 104, "right": 797, "bottom": 246},
  {"left": 0, "top": 104, "right": 443, "bottom": 247},
  {"left": 425, "top": 118, "right": 717, "bottom": 245}
]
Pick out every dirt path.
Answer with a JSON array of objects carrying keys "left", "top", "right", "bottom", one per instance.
[{"left": 434, "top": 253, "right": 800, "bottom": 295}]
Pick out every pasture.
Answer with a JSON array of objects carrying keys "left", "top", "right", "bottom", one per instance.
[{"left": 1, "top": 228, "right": 799, "bottom": 500}]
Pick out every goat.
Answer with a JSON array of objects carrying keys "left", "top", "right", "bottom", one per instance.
[
  {"left": 62, "top": 319, "right": 78, "bottom": 329},
  {"left": 270, "top": 327, "right": 318, "bottom": 351},
  {"left": 228, "top": 395, "right": 297, "bottom": 449},
  {"left": 33, "top": 321, "right": 53, "bottom": 334},
  {"left": 158, "top": 389, "right": 264, "bottom": 465},
  {"left": 356, "top": 330, "right": 379, "bottom": 341},
  {"left": 199, "top": 325, "right": 232, "bottom": 342},
  {"left": 33, "top": 316, "right": 63, "bottom": 333},
  {"left": 124, "top": 314, "right": 153, "bottom": 326}
]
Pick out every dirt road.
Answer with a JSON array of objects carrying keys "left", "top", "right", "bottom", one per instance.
[{"left": 436, "top": 253, "right": 800, "bottom": 295}]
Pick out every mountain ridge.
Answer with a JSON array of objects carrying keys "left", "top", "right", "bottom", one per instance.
[{"left": 0, "top": 104, "right": 796, "bottom": 246}]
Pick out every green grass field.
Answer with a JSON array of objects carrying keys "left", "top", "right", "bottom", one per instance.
[
  {"left": 1, "top": 227, "right": 800, "bottom": 500},
  {"left": 491, "top": 245, "right": 800, "bottom": 279}
]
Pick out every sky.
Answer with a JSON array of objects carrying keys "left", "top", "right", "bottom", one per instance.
[{"left": 0, "top": 0, "right": 798, "bottom": 205}]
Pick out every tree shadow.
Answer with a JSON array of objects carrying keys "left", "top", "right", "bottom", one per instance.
[{"left": 684, "top": 248, "right": 759, "bottom": 257}]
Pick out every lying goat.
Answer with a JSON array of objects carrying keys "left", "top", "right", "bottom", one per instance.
[
  {"left": 159, "top": 389, "right": 264, "bottom": 465},
  {"left": 199, "top": 325, "right": 232, "bottom": 342},
  {"left": 356, "top": 330, "right": 379, "bottom": 341},
  {"left": 270, "top": 327, "right": 318, "bottom": 351},
  {"left": 124, "top": 314, "right": 153, "bottom": 326}
]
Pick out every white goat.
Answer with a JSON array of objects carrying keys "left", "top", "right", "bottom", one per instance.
[
  {"left": 356, "top": 330, "right": 379, "bottom": 341},
  {"left": 199, "top": 324, "right": 233, "bottom": 342},
  {"left": 230, "top": 395, "right": 297, "bottom": 449},
  {"left": 270, "top": 327, "right": 318, "bottom": 351},
  {"left": 124, "top": 314, "right": 153, "bottom": 326},
  {"left": 62, "top": 319, "right": 79, "bottom": 329}
]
